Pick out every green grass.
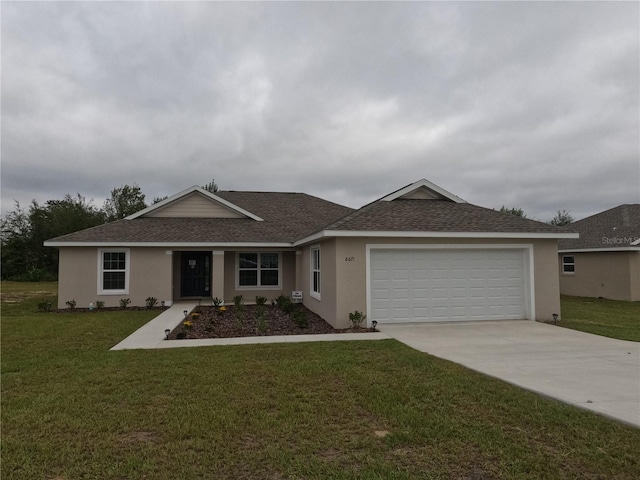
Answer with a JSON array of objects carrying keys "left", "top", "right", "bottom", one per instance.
[
  {"left": 560, "top": 295, "right": 640, "bottom": 341},
  {"left": 2, "top": 283, "right": 640, "bottom": 479}
]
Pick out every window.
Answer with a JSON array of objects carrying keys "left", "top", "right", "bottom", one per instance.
[
  {"left": 311, "top": 246, "right": 321, "bottom": 299},
  {"left": 99, "top": 249, "right": 129, "bottom": 294},
  {"left": 237, "top": 252, "right": 280, "bottom": 288},
  {"left": 562, "top": 255, "right": 575, "bottom": 274}
]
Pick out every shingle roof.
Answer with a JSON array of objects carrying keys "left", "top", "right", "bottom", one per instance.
[
  {"left": 322, "top": 199, "right": 571, "bottom": 234},
  {"left": 45, "top": 188, "right": 575, "bottom": 246},
  {"left": 46, "top": 191, "right": 354, "bottom": 244},
  {"left": 558, "top": 204, "right": 640, "bottom": 250}
]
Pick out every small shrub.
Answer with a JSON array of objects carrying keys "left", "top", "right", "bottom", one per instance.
[
  {"left": 255, "top": 296, "right": 268, "bottom": 306},
  {"left": 212, "top": 297, "right": 223, "bottom": 308},
  {"left": 145, "top": 296, "right": 158, "bottom": 309},
  {"left": 233, "top": 295, "right": 244, "bottom": 308},
  {"left": 256, "top": 304, "right": 267, "bottom": 333},
  {"left": 119, "top": 298, "right": 131, "bottom": 309},
  {"left": 292, "top": 310, "right": 309, "bottom": 328},
  {"left": 235, "top": 305, "right": 245, "bottom": 329},
  {"left": 275, "top": 295, "right": 294, "bottom": 314},
  {"left": 37, "top": 300, "right": 52, "bottom": 313},
  {"left": 176, "top": 331, "right": 187, "bottom": 339},
  {"left": 183, "top": 320, "right": 193, "bottom": 330},
  {"left": 95, "top": 300, "right": 105, "bottom": 310},
  {"left": 65, "top": 299, "right": 77, "bottom": 309},
  {"left": 349, "top": 310, "right": 367, "bottom": 328}
]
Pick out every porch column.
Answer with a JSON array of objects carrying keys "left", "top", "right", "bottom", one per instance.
[
  {"left": 212, "top": 251, "right": 225, "bottom": 302},
  {"left": 295, "top": 250, "right": 303, "bottom": 291}
]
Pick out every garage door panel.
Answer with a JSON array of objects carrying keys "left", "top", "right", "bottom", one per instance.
[{"left": 370, "top": 248, "right": 527, "bottom": 323}]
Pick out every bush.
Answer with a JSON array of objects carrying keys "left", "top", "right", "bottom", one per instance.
[
  {"left": 119, "top": 298, "right": 131, "bottom": 309},
  {"left": 212, "top": 297, "right": 223, "bottom": 307},
  {"left": 95, "top": 300, "right": 105, "bottom": 310},
  {"left": 233, "top": 295, "right": 244, "bottom": 308},
  {"left": 292, "top": 310, "right": 309, "bottom": 328},
  {"left": 349, "top": 311, "right": 367, "bottom": 328},
  {"left": 255, "top": 296, "right": 268, "bottom": 306},
  {"left": 65, "top": 299, "right": 77, "bottom": 309},
  {"left": 275, "top": 295, "right": 294, "bottom": 314},
  {"left": 37, "top": 300, "right": 52, "bottom": 313},
  {"left": 145, "top": 296, "right": 158, "bottom": 309}
]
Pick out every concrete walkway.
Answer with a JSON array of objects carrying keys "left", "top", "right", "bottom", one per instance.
[
  {"left": 377, "top": 320, "right": 640, "bottom": 427},
  {"left": 110, "top": 303, "right": 389, "bottom": 351}
]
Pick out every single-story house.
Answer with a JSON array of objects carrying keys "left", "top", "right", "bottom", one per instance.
[
  {"left": 44, "top": 179, "right": 577, "bottom": 328},
  {"left": 558, "top": 204, "right": 639, "bottom": 302}
]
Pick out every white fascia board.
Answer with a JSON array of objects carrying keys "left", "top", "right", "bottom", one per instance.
[
  {"left": 379, "top": 179, "right": 467, "bottom": 203},
  {"left": 44, "top": 241, "right": 293, "bottom": 248},
  {"left": 294, "top": 230, "right": 579, "bottom": 245},
  {"left": 125, "top": 186, "right": 264, "bottom": 221},
  {"left": 558, "top": 247, "right": 640, "bottom": 253}
]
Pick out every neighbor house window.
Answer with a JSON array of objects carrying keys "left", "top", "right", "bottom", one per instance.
[
  {"left": 562, "top": 255, "right": 575, "bottom": 274},
  {"left": 98, "top": 249, "right": 130, "bottom": 294},
  {"left": 311, "top": 246, "right": 321, "bottom": 299},
  {"left": 237, "top": 252, "right": 280, "bottom": 288}
]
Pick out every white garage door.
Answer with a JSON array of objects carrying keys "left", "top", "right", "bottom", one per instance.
[{"left": 370, "top": 248, "right": 527, "bottom": 323}]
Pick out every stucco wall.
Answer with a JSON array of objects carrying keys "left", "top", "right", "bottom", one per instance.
[
  {"left": 559, "top": 251, "right": 639, "bottom": 301},
  {"left": 57, "top": 247, "right": 172, "bottom": 309},
  {"left": 301, "top": 239, "right": 337, "bottom": 325},
  {"left": 301, "top": 237, "right": 561, "bottom": 329}
]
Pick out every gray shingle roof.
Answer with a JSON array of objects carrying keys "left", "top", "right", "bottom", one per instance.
[
  {"left": 46, "top": 191, "right": 354, "bottom": 244},
  {"left": 46, "top": 189, "right": 575, "bottom": 246},
  {"left": 558, "top": 204, "right": 640, "bottom": 250},
  {"left": 323, "top": 199, "right": 572, "bottom": 234}
]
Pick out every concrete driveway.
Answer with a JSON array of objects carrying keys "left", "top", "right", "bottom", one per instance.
[{"left": 377, "top": 320, "right": 640, "bottom": 427}]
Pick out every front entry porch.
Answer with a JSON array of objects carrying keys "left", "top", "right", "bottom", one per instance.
[{"left": 173, "top": 250, "right": 225, "bottom": 302}]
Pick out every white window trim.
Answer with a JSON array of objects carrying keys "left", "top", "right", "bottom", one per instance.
[
  {"left": 562, "top": 255, "right": 575, "bottom": 275},
  {"left": 97, "top": 248, "right": 130, "bottom": 295},
  {"left": 310, "top": 245, "right": 321, "bottom": 300},
  {"left": 235, "top": 252, "right": 282, "bottom": 290}
]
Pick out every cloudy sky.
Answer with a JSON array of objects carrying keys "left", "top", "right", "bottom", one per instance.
[{"left": 2, "top": 1, "right": 638, "bottom": 222}]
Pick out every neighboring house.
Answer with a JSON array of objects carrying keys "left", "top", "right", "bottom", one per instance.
[
  {"left": 44, "top": 179, "right": 577, "bottom": 328},
  {"left": 558, "top": 204, "right": 640, "bottom": 302}
]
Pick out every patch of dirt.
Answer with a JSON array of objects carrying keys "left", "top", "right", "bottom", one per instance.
[
  {"left": 55, "top": 306, "right": 168, "bottom": 313},
  {"left": 168, "top": 304, "right": 374, "bottom": 339}
]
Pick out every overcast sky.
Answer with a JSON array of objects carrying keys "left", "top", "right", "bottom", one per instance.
[{"left": 2, "top": 1, "right": 639, "bottom": 222}]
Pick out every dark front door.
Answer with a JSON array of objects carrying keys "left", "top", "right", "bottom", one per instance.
[{"left": 181, "top": 252, "right": 211, "bottom": 297}]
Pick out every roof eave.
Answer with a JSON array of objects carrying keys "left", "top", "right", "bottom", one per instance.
[
  {"left": 294, "top": 230, "right": 579, "bottom": 246},
  {"left": 43, "top": 241, "right": 294, "bottom": 248}
]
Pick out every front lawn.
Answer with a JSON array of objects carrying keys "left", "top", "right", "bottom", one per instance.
[
  {"left": 560, "top": 295, "right": 640, "bottom": 341},
  {"left": 2, "top": 283, "right": 640, "bottom": 479}
]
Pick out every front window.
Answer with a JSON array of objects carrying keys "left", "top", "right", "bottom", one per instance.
[
  {"left": 99, "top": 249, "right": 129, "bottom": 294},
  {"left": 238, "top": 252, "right": 280, "bottom": 288},
  {"left": 311, "top": 246, "right": 321, "bottom": 299},
  {"left": 562, "top": 255, "right": 575, "bottom": 274}
]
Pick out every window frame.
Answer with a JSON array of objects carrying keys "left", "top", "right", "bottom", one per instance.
[
  {"left": 98, "top": 248, "right": 130, "bottom": 295},
  {"left": 310, "top": 245, "right": 321, "bottom": 300},
  {"left": 562, "top": 255, "right": 575, "bottom": 274},
  {"left": 235, "top": 252, "right": 282, "bottom": 290}
]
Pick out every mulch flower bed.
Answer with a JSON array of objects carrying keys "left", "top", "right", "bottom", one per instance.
[{"left": 168, "top": 304, "right": 374, "bottom": 340}]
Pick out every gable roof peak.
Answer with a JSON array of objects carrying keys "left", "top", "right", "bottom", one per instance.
[
  {"left": 379, "top": 179, "right": 467, "bottom": 203},
  {"left": 126, "top": 185, "right": 264, "bottom": 221}
]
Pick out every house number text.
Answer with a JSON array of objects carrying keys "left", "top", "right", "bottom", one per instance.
[{"left": 345, "top": 257, "right": 355, "bottom": 262}]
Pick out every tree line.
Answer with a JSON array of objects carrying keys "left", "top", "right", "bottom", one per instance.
[{"left": 1, "top": 180, "right": 218, "bottom": 281}]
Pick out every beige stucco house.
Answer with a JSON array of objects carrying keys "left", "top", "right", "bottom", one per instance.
[
  {"left": 558, "top": 204, "right": 640, "bottom": 302},
  {"left": 45, "top": 179, "right": 577, "bottom": 328}
]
